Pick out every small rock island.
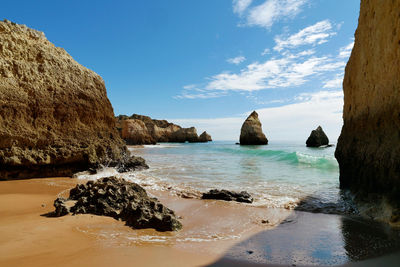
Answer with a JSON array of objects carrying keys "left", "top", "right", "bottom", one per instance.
[
  {"left": 239, "top": 111, "right": 268, "bottom": 145},
  {"left": 306, "top": 126, "right": 329, "bottom": 147}
]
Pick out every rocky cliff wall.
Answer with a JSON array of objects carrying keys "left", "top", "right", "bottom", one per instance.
[
  {"left": 117, "top": 114, "right": 211, "bottom": 144},
  {"left": 0, "top": 20, "right": 132, "bottom": 179},
  {"left": 335, "top": 1, "right": 400, "bottom": 214}
]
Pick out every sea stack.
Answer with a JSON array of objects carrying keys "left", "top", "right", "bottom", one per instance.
[
  {"left": 306, "top": 126, "right": 329, "bottom": 147},
  {"left": 199, "top": 131, "right": 212, "bottom": 142},
  {"left": 335, "top": 0, "right": 400, "bottom": 219},
  {"left": 0, "top": 20, "right": 142, "bottom": 179},
  {"left": 239, "top": 111, "right": 268, "bottom": 145}
]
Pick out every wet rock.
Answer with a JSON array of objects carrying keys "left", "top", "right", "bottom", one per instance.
[
  {"left": 198, "top": 131, "right": 212, "bottom": 142},
  {"left": 116, "top": 156, "right": 149, "bottom": 173},
  {"left": 306, "top": 126, "right": 329, "bottom": 147},
  {"left": 239, "top": 111, "right": 268, "bottom": 145},
  {"left": 51, "top": 177, "right": 182, "bottom": 231},
  {"left": 202, "top": 189, "right": 253, "bottom": 203}
]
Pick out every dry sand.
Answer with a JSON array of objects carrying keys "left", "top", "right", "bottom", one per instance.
[{"left": 0, "top": 177, "right": 291, "bottom": 267}]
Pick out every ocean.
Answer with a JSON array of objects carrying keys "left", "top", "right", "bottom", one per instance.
[{"left": 115, "top": 141, "right": 352, "bottom": 213}]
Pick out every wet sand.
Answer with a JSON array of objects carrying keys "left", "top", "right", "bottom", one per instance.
[
  {"left": 1, "top": 177, "right": 400, "bottom": 267},
  {"left": 0, "top": 177, "right": 291, "bottom": 267}
]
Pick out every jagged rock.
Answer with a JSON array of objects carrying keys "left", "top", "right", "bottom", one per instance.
[
  {"left": 335, "top": 0, "right": 400, "bottom": 219},
  {"left": 52, "top": 177, "right": 182, "bottom": 231},
  {"left": 202, "top": 189, "right": 253, "bottom": 203},
  {"left": 0, "top": 20, "right": 142, "bottom": 179},
  {"left": 306, "top": 126, "right": 329, "bottom": 147},
  {"left": 239, "top": 111, "right": 268, "bottom": 145},
  {"left": 117, "top": 114, "right": 208, "bottom": 144},
  {"left": 199, "top": 131, "right": 212, "bottom": 142},
  {"left": 116, "top": 156, "right": 149, "bottom": 173}
]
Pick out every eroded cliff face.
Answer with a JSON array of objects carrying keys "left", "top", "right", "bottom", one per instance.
[
  {"left": 117, "top": 114, "right": 211, "bottom": 144},
  {"left": 0, "top": 20, "right": 131, "bottom": 179},
  {"left": 335, "top": 1, "right": 400, "bottom": 215}
]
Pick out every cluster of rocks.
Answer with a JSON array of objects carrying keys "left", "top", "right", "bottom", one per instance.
[
  {"left": 0, "top": 20, "right": 146, "bottom": 179},
  {"left": 116, "top": 114, "right": 212, "bottom": 145},
  {"left": 52, "top": 177, "right": 182, "bottom": 232}
]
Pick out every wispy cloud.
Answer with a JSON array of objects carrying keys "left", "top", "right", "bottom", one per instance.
[
  {"left": 172, "top": 90, "right": 343, "bottom": 141},
  {"left": 233, "top": 0, "right": 252, "bottom": 16},
  {"left": 323, "top": 73, "right": 344, "bottom": 89},
  {"left": 227, "top": 55, "right": 246, "bottom": 65},
  {"left": 274, "top": 20, "right": 336, "bottom": 52},
  {"left": 338, "top": 41, "right": 354, "bottom": 58},
  {"left": 205, "top": 53, "right": 345, "bottom": 91},
  {"left": 246, "top": 0, "right": 309, "bottom": 29}
]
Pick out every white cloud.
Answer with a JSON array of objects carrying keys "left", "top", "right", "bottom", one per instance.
[
  {"left": 227, "top": 55, "right": 246, "bottom": 65},
  {"left": 261, "top": 48, "right": 270, "bottom": 56},
  {"left": 338, "top": 41, "right": 354, "bottom": 58},
  {"left": 246, "top": 0, "right": 308, "bottom": 29},
  {"left": 323, "top": 73, "right": 344, "bottom": 89},
  {"left": 171, "top": 90, "right": 343, "bottom": 142},
  {"left": 233, "top": 0, "right": 252, "bottom": 16},
  {"left": 205, "top": 54, "right": 346, "bottom": 91},
  {"left": 274, "top": 20, "right": 336, "bottom": 52}
]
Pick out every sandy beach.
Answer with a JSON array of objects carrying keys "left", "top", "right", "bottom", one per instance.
[{"left": 0, "top": 177, "right": 292, "bottom": 267}]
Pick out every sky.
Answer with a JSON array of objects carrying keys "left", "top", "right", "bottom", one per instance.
[{"left": 1, "top": 0, "right": 360, "bottom": 141}]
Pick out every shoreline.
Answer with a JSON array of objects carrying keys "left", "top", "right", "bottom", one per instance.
[
  {"left": 0, "top": 177, "right": 291, "bottom": 267},
  {"left": 1, "top": 177, "right": 399, "bottom": 267}
]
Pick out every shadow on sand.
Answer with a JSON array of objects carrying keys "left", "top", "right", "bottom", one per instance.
[{"left": 206, "top": 195, "right": 400, "bottom": 267}]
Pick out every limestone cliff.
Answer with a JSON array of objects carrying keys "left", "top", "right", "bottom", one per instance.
[
  {"left": 335, "top": 1, "right": 400, "bottom": 218},
  {"left": 239, "top": 111, "right": 268, "bottom": 145},
  {"left": 199, "top": 131, "right": 212, "bottom": 142},
  {"left": 117, "top": 114, "right": 211, "bottom": 144},
  {"left": 0, "top": 20, "right": 142, "bottom": 179}
]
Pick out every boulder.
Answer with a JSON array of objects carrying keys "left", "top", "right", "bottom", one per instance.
[
  {"left": 306, "top": 126, "right": 329, "bottom": 147},
  {"left": 199, "top": 131, "right": 212, "bottom": 142},
  {"left": 202, "top": 189, "right": 253, "bottom": 203},
  {"left": 335, "top": 0, "right": 400, "bottom": 218},
  {"left": 0, "top": 20, "right": 143, "bottom": 179},
  {"left": 52, "top": 177, "right": 182, "bottom": 231},
  {"left": 239, "top": 111, "right": 268, "bottom": 145}
]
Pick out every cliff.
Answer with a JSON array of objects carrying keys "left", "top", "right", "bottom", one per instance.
[
  {"left": 0, "top": 20, "right": 143, "bottom": 179},
  {"left": 117, "top": 114, "right": 211, "bottom": 144},
  {"left": 239, "top": 111, "right": 268, "bottom": 145},
  {"left": 335, "top": 1, "right": 400, "bottom": 220}
]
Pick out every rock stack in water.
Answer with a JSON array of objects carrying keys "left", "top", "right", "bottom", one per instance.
[
  {"left": 0, "top": 20, "right": 146, "bottom": 179},
  {"left": 306, "top": 126, "right": 329, "bottom": 147},
  {"left": 239, "top": 111, "right": 268, "bottom": 145},
  {"left": 199, "top": 131, "right": 212, "bottom": 142},
  {"left": 335, "top": 0, "right": 400, "bottom": 222},
  {"left": 52, "top": 177, "right": 182, "bottom": 231}
]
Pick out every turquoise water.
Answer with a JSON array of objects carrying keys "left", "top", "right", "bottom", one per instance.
[{"left": 126, "top": 141, "right": 347, "bottom": 211}]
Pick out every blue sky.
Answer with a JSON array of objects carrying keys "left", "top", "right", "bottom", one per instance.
[{"left": 2, "top": 0, "right": 360, "bottom": 141}]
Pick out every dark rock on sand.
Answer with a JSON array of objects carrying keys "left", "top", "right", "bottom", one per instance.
[
  {"left": 0, "top": 20, "right": 143, "bottom": 179},
  {"left": 52, "top": 177, "right": 182, "bottom": 231},
  {"left": 306, "top": 126, "right": 329, "bottom": 147},
  {"left": 199, "top": 131, "right": 212, "bottom": 142},
  {"left": 202, "top": 189, "right": 253, "bottom": 203},
  {"left": 335, "top": 0, "right": 400, "bottom": 222},
  {"left": 116, "top": 155, "right": 149, "bottom": 173},
  {"left": 239, "top": 111, "right": 268, "bottom": 145}
]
